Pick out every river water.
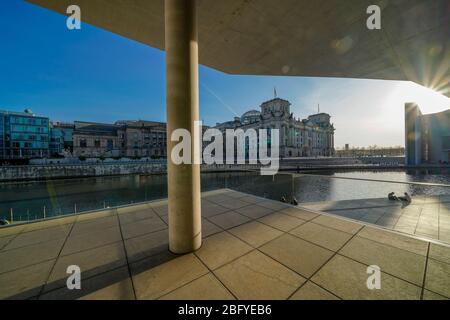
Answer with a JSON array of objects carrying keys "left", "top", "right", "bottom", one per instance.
[{"left": 1, "top": 169, "right": 449, "bottom": 222}]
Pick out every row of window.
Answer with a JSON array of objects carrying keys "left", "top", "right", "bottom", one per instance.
[
  {"left": 11, "top": 133, "right": 48, "bottom": 142},
  {"left": 10, "top": 116, "right": 48, "bottom": 126},
  {"left": 10, "top": 142, "right": 49, "bottom": 149},
  {"left": 11, "top": 125, "right": 49, "bottom": 133}
]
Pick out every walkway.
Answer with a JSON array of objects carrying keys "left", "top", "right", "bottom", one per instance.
[
  {"left": 301, "top": 195, "right": 450, "bottom": 243},
  {"left": 0, "top": 190, "right": 449, "bottom": 300}
]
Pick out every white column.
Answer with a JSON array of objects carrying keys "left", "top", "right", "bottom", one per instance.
[{"left": 165, "top": 0, "right": 202, "bottom": 254}]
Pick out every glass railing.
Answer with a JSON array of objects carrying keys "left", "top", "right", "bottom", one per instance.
[
  {"left": 227, "top": 169, "right": 450, "bottom": 243},
  {"left": 0, "top": 171, "right": 257, "bottom": 223},
  {"left": 1, "top": 168, "right": 449, "bottom": 243}
]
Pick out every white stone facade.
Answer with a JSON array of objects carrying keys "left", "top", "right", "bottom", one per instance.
[{"left": 215, "top": 98, "right": 335, "bottom": 158}]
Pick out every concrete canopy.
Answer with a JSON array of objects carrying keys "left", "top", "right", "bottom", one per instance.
[{"left": 28, "top": 0, "right": 449, "bottom": 96}]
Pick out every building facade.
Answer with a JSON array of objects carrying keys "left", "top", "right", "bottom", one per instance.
[
  {"left": 72, "top": 120, "right": 167, "bottom": 158},
  {"left": 72, "top": 121, "right": 121, "bottom": 157},
  {"left": 215, "top": 98, "right": 335, "bottom": 158},
  {"left": 51, "top": 122, "right": 75, "bottom": 155},
  {"left": 0, "top": 109, "right": 50, "bottom": 160},
  {"left": 405, "top": 103, "right": 450, "bottom": 165},
  {"left": 116, "top": 121, "right": 167, "bottom": 158}
]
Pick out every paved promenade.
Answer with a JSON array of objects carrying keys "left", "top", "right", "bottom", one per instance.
[
  {"left": 301, "top": 195, "right": 450, "bottom": 243},
  {"left": 0, "top": 190, "right": 449, "bottom": 300}
]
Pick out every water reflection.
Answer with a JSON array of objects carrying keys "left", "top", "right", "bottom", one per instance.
[{"left": 0, "top": 170, "right": 449, "bottom": 222}]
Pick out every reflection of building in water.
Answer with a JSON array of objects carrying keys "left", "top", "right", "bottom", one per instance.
[
  {"left": 215, "top": 96, "right": 335, "bottom": 158},
  {"left": 405, "top": 103, "right": 450, "bottom": 165}
]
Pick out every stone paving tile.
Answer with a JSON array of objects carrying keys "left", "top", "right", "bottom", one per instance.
[
  {"left": 202, "top": 218, "right": 223, "bottom": 238},
  {"left": 312, "top": 255, "right": 422, "bottom": 300},
  {"left": 131, "top": 253, "right": 209, "bottom": 300},
  {"left": 357, "top": 226, "right": 429, "bottom": 256},
  {"left": 235, "top": 205, "right": 274, "bottom": 219},
  {"left": 339, "top": 236, "right": 426, "bottom": 286},
  {"left": 124, "top": 229, "right": 168, "bottom": 263},
  {"left": 77, "top": 209, "right": 116, "bottom": 222},
  {"left": 289, "top": 222, "right": 353, "bottom": 252},
  {"left": 289, "top": 281, "right": 340, "bottom": 300},
  {"left": 0, "top": 260, "right": 55, "bottom": 300},
  {"left": 312, "top": 215, "right": 363, "bottom": 234},
  {"left": 217, "top": 199, "right": 252, "bottom": 210},
  {"left": 422, "top": 290, "right": 448, "bottom": 300},
  {"left": 0, "top": 225, "right": 25, "bottom": 237},
  {"left": 120, "top": 217, "right": 167, "bottom": 240},
  {"left": 215, "top": 250, "right": 306, "bottom": 300},
  {"left": 258, "top": 212, "right": 306, "bottom": 232},
  {"left": 160, "top": 214, "right": 168, "bottom": 224},
  {"left": 239, "top": 195, "right": 266, "bottom": 204},
  {"left": 41, "top": 266, "right": 134, "bottom": 300},
  {"left": 205, "top": 194, "right": 236, "bottom": 205},
  {"left": 424, "top": 259, "right": 450, "bottom": 298},
  {"left": 201, "top": 202, "right": 230, "bottom": 218},
  {"left": 22, "top": 215, "right": 77, "bottom": 232},
  {"left": 225, "top": 191, "right": 248, "bottom": 199},
  {"left": 0, "top": 235, "right": 14, "bottom": 250},
  {"left": 71, "top": 215, "right": 119, "bottom": 236},
  {"left": 229, "top": 221, "right": 283, "bottom": 248},
  {"left": 429, "top": 243, "right": 450, "bottom": 264},
  {"left": 118, "top": 206, "right": 158, "bottom": 225},
  {"left": 44, "top": 242, "right": 127, "bottom": 293},
  {"left": 3, "top": 224, "right": 71, "bottom": 251},
  {"left": 0, "top": 238, "right": 64, "bottom": 274},
  {"left": 196, "top": 232, "right": 253, "bottom": 270},
  {"left": 376, "top": 216, "right": 399, "bottom": 229},
  {"left": 394, "top": 225, "right": 417, "bottom": 235},
  {"left": 61, "top": 225, "right": 122, "bottom": 256},
  {"left": 395, "top": 217, "right": 418, "bottom": 230},
  {"left": 152, "top": 205, "right": 168, "bottom": 217},
  {"left": 282, "top": 207, "right": 319, "bottom": 221},
  {"left": 257, "top": 200, "right": 290, "bottom": 211},
  {"left": 260, "top": 234, "right": 334, "bottom": 278},
  {"left": 207, "top": 211, "right": 251, "bottom": 230},
  {"left": 117, "top": 203, "right": 150, "bottom": 215},
  {"left": 159, "top": 273, "right": 234, "bottom": 300},
  {"left": 415, "top": 229, "right": 439, "bottom": 240}
]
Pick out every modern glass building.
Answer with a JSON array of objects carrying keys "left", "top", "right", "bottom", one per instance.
[
  {"left": 0, "top": 109, "right": 50, "bottom": 160},
  {"left": 405, "top": 103, "right": 450, "bottom": 165}
]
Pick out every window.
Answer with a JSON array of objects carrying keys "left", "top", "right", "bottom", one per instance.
[
  {"left": 107, "top": 139, "right": 114, "bottom": 151},
  {"left": 95, "top": 139, "right": 101, "bottom": 148},
  {"left": 443, "top": 136, "right": 450, "bottom": 150},
  {"left": 80, "top": 139, "right": 87, "bottom": 148}
]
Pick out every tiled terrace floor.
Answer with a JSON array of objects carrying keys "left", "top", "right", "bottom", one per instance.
[
  {"left": 0, "top": 189, "right": 449, "bottom": 300},
  {"left": 301, "top": 195, "right": 450, "bottom": 243}
]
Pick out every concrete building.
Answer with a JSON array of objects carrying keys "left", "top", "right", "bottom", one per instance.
[
  {"left": 215, "top": 97, "right": 335, "bottom": 158},
  {"left": 405, "top": 103, "right": 450, "bottom": 165},
  {"left": 0, "top": 109, "right": 50, "bottom": 161},
  {"left": 72, "top": 120, "right": 168, "bottom": 158},
  {"left": 73, "top": 121, "right": 120, "bottom": 157},
  {"left": 116, "top": 120, "right": 167, "bottom": 158},
  {"left": 51, "top": 122, "right": 75, "bottom": 154}
]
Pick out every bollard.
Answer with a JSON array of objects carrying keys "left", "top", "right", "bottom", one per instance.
[
  {"left": 43, "top": 206, "right": 46, "bottom": 219},
  {"left": 10, "top": 208, "right": 13, "bottom": 223},
  {"left": 74, "top": 203, "right": 77, "bottom": 213}
]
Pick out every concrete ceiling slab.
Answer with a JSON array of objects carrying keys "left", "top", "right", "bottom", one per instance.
[{"left": 27, "top": 0, "right": 450, "bottom": 96}]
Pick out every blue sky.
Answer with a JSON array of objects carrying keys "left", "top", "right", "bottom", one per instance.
[{"left": 1, "top": 0, "right": 449, "bottom": 148}]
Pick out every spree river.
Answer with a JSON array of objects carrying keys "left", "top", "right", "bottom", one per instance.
[{"left": 1, "top": 169, "right": 449, "bottom": 222}]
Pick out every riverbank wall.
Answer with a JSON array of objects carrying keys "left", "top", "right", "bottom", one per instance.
[{"left": 0, "top": 156, "right": 412, "bottom": 182}]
